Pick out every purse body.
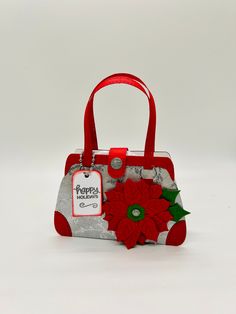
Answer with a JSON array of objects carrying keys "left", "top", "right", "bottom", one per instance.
[
  {"left": 55, "top": 149, "right": 187, "bottom": 246},
  {"left": 54, "top": 73, "right": 188, "bottom": 247}
]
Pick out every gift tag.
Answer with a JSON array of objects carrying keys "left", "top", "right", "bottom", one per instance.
[{"left": 72, "top": 170, "right": 102, "bottom": 217}]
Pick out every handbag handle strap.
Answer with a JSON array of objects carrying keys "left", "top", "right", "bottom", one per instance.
[
  {"left": 85, "top": 73, "right": 155, "bottom": 153},
  {"left": 83, "top": 73, "right": 157, "bottom": 168},
  {"left": 87, "top": 73, "right": 152, "bottom": 150}
]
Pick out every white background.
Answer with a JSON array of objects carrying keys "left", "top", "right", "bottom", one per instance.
[{"left": 0, "top": 1, "right": 236, "bottom": 313}]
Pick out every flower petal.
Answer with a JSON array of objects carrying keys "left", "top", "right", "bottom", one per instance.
[
  {"left": 103, "top": 213, "right": 113, "bottom": 221},
  {"left": 150, "top": 184, "right": 162, "bottom": 199},
  {"left": 102, "top": 202, "right": 110, "bottom": 214},
  {"left": 116, "top": 218, "right": 135, "bottom": 241},
  {"left": 141, "top": 218, "right": 159, "bottom": 242},
  {"left": 146, "top": 199, "right": 170, "bottom": 215},
  {"left": 157, "top": 222, "right": 169, "bottom": 232},
  {"left": 142, "top": 179, "right": 153, "bottom": 186},
  {"left": 107, "top": 215, "right": 123, "bottom": 231},
  {"left": 158, "top": 211, "right": 173, "bottom": 222},
  {"left": 153, "top": 211, "right": 172, "bottom": 232},
  {"left": 138, "top": 180, "right": 150, "bottom": 207},
  {"left": 115, "top": 181, "right": 124, "bottom": 192},
  {"left": 138, "top": 233, "right": 146, "bottom": 245},
  {"left": 122, "top": 221, "right": 142, "bottom": 249},
  {"left": 124, "top": 179, "right": 142, "bottom": 205},
  {"left": 106, "top": 190, "right": 124, "bottom": 202},
  {"left": 105, "top": 200, "right": 127, "bottom": 217}
]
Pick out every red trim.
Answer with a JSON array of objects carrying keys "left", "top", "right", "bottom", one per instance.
[
  {"left": 166, "top": 220, "right": 187, "bottom": 246},
  {"left": 71, "top": 170, "right": 103, "bottom": 217},
  {"left": 54, "top": 211, "right": 72, "bottom": 237},
  {"left": 65, "top": 153, "right": 175, "bottom": 181}
]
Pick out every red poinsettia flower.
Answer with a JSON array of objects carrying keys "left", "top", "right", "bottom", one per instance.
[{"left": 103, "top": 179, "right": 173, "bottom": 249}]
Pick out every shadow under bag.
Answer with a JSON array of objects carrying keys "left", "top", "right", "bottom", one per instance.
[{"left": 54, "top": 73, "right": 190, "bottom": 249}]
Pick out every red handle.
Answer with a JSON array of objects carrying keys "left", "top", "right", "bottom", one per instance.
[
  {"left": 83, "top": 73, "right": 157, "bottom": 169},
  {"left": 88, "top": 73, "right": 153, "bottom": 150}
]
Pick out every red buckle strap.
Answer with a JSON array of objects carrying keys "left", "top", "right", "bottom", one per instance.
[{"left": 108, "top": 148, "right": 128, "bottom": 179}]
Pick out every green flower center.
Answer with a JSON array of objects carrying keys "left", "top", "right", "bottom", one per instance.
[{"left": 127, "top": 204, "right": 145, "bottom": 222}]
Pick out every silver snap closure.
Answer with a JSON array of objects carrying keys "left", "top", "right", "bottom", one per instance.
[{"left": 111, "top": 157, "right": 123, "bottom": 170}]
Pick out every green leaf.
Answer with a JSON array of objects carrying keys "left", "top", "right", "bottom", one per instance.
[
  {"left": 162, "top": 188, "right": 180, "bottom": 205},
  {"left": 168, "top": 203, "right": 190, "bottom": 222}
]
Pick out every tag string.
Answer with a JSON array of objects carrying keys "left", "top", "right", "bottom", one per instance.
[{"left": 79, "top": 151, "right": 95, "bottom": 170}]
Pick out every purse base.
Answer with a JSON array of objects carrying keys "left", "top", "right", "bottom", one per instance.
[{"left": 54, "top": 210, "right": 187, "bottom": 246}]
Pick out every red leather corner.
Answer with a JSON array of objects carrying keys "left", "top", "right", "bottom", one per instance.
[
  {"left": 166, "top": 220, "right": 187, "bottom": 246},
  {"left": 54, "top": 211, "right": 72, "bottom": 237}
]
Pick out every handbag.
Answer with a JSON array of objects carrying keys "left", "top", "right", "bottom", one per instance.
[{"left": 54, "top": 73, "right": 190, "bottom": 249}]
